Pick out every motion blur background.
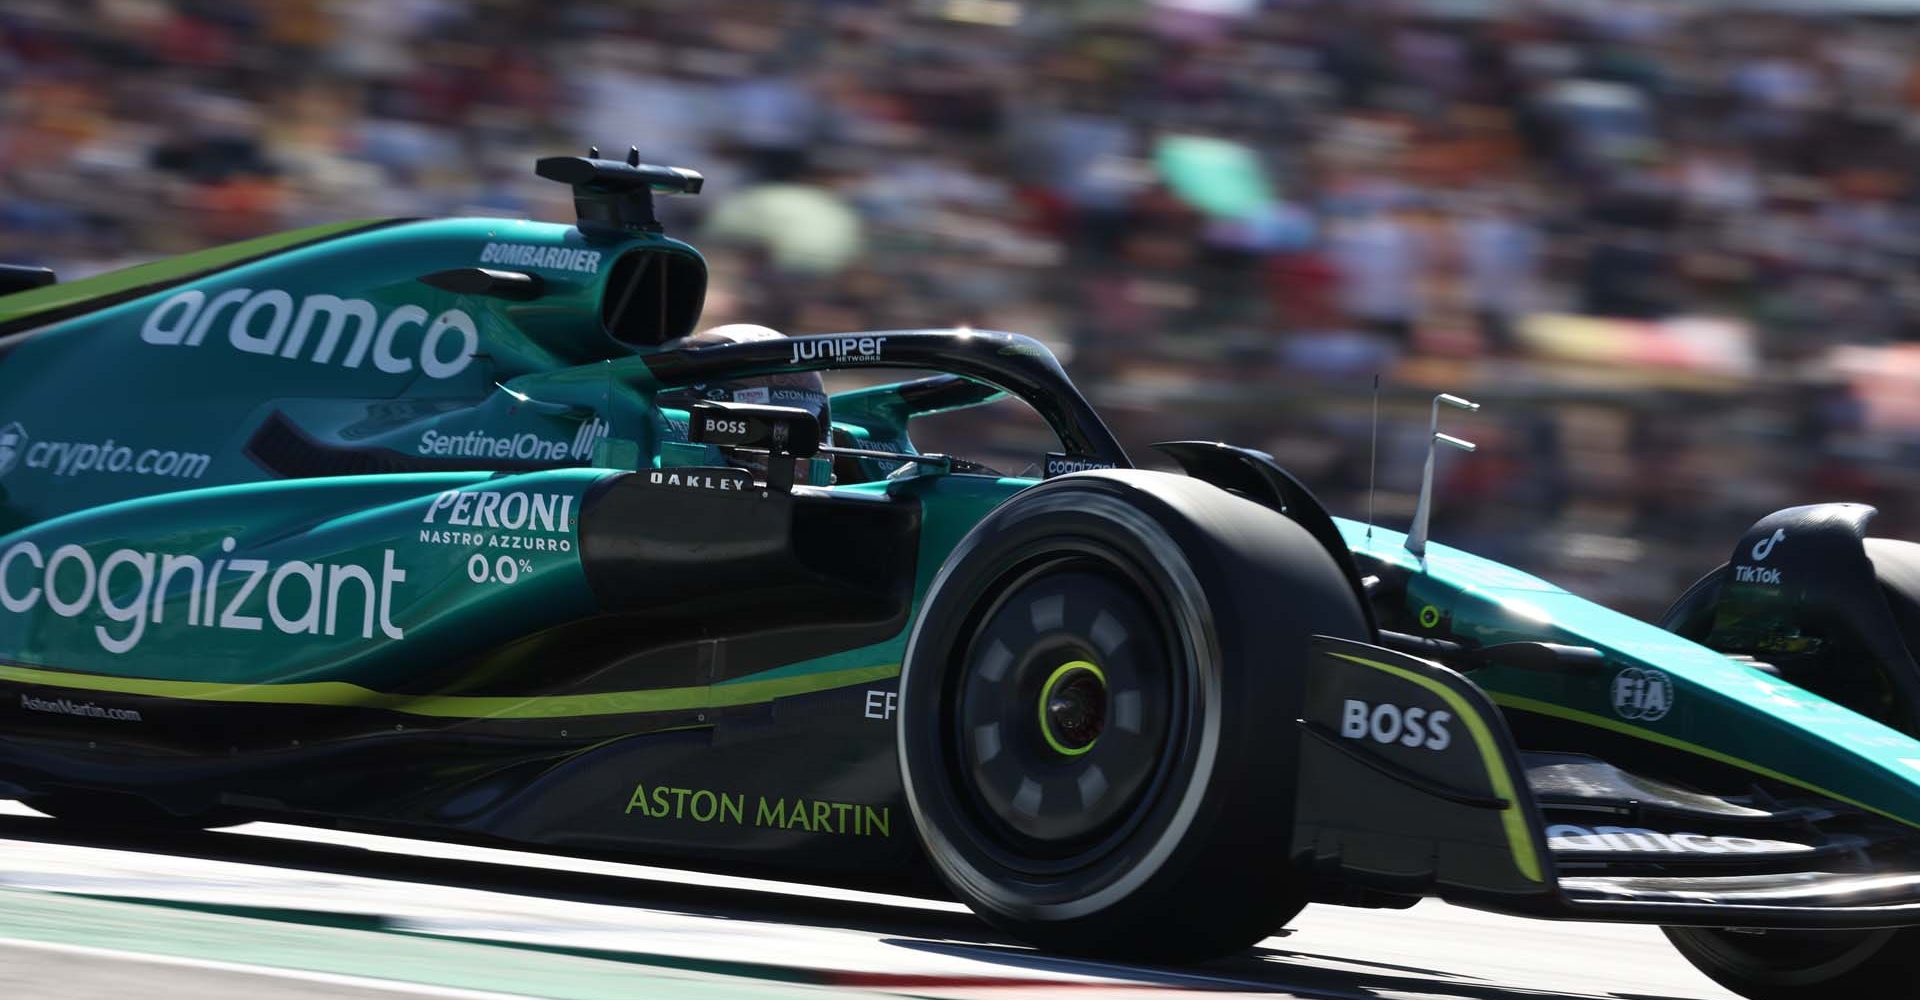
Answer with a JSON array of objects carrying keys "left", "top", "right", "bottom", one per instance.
[{"left": 5, "top": 0, "right": 1919, "bottom": 616}]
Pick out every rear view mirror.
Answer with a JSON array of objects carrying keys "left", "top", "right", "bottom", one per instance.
[{"left": 688, "top": 400, "right": 821, "bottom": 459}]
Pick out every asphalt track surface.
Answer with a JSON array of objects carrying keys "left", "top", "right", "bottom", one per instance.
[{"left": 0, "top": 800, "right": 1741, "bottom": 1000}]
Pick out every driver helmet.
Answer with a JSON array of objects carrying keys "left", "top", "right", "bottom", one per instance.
[{"left": 656, "top": 324, "right": 831, "bottom": 471}]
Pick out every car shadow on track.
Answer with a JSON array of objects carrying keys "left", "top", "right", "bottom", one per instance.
[
  {"left": 0, "top": 813, "right": 994, "bottom": 944},
  {"left": 0, "top": 813, "right": 1712, "bottom": 999},
  {"left": 888, "top": 939, "right": 1708, "bottom": 999}
]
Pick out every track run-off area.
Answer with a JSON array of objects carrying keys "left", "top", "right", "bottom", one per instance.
[{"left": 0, "top": 800, "right": 1736, "bottom": 1000}]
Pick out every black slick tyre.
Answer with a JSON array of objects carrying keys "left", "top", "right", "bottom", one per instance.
[
  {"left": 897, "top": 469, "right": 1368, "bottom": 962},
  {"left": 1660, "top": 538, "right": 1920, "bottom": 999},
  {"left": 29, "top": 791, "right": 228, "bottom": 831},
  {"left": 1864, "top": 537, "right": 1920, "bottom": 676},
  {"left": 1662, "top": 926, "right": 1920, "bottom": 1000}
]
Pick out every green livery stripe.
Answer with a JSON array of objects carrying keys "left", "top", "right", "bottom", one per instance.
[
  {"left": 1490, "top": 691, "right": 1920, "bottom": 833},
  {"left": 0, "top": 662, "right": 899, "bottom": 720},
  {"left": 1330, "top": 651, "right": 1544, "bottom": 883},
  {"left": 0, "top": 219, "right": 398, "bottom": 334}
]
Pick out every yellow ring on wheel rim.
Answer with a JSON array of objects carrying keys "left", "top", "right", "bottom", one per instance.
[{"left": 1038, "top": 659, "right": 1107, "bottom": 756}]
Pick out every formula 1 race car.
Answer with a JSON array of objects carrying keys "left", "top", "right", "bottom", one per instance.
[{"left": 8, "top": 151, "right": 1920, "bottom": 1000}]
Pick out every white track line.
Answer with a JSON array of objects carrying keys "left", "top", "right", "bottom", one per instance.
[{"left": 0, "top": 936, "right": 546, "bottom": 1000}]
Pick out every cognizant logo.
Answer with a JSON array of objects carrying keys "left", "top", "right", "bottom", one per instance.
[
  {"left": 140, "top": 288, "right": 478, "bottom": 380},
  {"left": 0, "top": 538, "right": 407, "bottom": 654}
]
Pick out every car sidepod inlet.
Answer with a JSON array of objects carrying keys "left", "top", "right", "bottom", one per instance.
[{"left": 1294, "top": 635, "right": 1554, "bottom": 905}]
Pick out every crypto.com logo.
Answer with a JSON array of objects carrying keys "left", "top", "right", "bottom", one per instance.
[{"left": 0, "top": 422, "right": 24, "bottom": 477}]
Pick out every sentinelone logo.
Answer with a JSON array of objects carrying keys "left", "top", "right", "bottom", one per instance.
[
  {"left": 0, "top": 424, "right": 211, "bottom": 482},
  {"left": 417, "top": 418, "right": 608, "bottom": 463},
  {"left": 20, "top": 694, "right": 141, "bottom": 723}
]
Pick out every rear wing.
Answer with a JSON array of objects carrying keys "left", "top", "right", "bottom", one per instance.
[{"left": 0, "top": 264, "right": 55, "bottom": 297}]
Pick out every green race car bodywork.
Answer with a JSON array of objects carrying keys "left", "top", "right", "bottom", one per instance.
[
  {"left": 1356, "top": 524, "right": 1920, "bottom": 835},
  {"left": 5, "top": 155, "right": 1920, "bottom": 937}
]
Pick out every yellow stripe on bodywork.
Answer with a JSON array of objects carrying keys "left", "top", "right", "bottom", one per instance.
[
  {"left": 0, "top": 662, "right": 899, "bottom": 720},
  {"left": 1490, "top": 690, "right": 1920, "bottom": 833},
  {"left": 0, "top": 219, "right": 394, "bottom": 328},
  {"left": 1328, "top": 651, "right": 1544, "bottom": 882}
]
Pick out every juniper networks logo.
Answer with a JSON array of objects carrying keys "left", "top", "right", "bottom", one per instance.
[{"left": 0, "top": 422, "right": 24, "bottom": 477}]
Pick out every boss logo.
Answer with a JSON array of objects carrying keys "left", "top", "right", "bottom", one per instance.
[
  {"left": 1340, "top": 698, "right": 1453, "bottom": 751},
  {"left": 703, "top": 418, "right": 750, "bottom": 436}
]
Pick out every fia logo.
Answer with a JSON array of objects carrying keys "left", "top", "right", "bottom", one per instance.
[
  {"left": 1612, "top": 667, "right": 1673, "bottom": 722},
  {"left": 0, "top": 422, "right": 23, "bottom": 477}
]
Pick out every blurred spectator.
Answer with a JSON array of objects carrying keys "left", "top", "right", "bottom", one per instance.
[
  {"left": 11, "top": 0, "right": 1920, "bottom": 616},
  {"left": 1329, "top": 197, "right": 1426, "bottom": 345},
  {"left": 1454, "top": 190, "right": 1542, "bottom": 352}
]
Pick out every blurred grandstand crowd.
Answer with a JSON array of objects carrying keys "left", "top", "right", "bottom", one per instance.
[{"left": 7, "top": 0, "right": 1920, "bottom": 613}]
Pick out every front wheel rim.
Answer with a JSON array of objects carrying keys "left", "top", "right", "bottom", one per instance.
[
  {"left": 951, "top": 553, "right": 1181, "bottom": 870},
  {"left": 1037, "top": 660, "right": 1108, "bottom": 756}
]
